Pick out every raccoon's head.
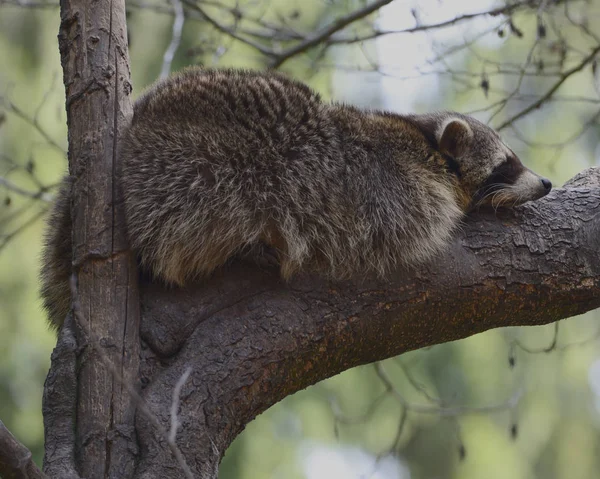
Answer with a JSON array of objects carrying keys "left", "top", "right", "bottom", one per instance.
[{"left": 434, "top": 113, "right": 552, "bottom": 209}]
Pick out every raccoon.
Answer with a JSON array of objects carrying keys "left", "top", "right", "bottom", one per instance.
[{"left": 40, "top": 68, "right": 552, "bottom": 328}]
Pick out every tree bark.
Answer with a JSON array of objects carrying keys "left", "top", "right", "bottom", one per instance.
[{"left": 44, "top": 0, "right": 140, "bottom": 477}]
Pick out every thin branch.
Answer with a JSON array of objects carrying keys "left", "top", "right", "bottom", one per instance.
[
  {"left": 507, "top": 108, "right": 600, "bottom": 149},
  {"left": 564, "top": 0, "right": 600, "bottom": 44},
  {"left": 397, "top": 359, "right": 442, "bottom": 404},
  {"left": 0, "top": 209, "right": 47, "bottom": 251},
  {"left": 182, "top": 0, "right": 275, "bottom": 56},
  {"left": 0, "top": 419, "right": 48, "bottom": 479},
  {"left": 326, "top": 1, "right": 530, "bottom": 45},
  {"left": 511, "top": 321, "right": 560, "bottom": 355},
  {"left": 496, "top": 44, "right": 600, "bottom": 130},
  {"left": 487, "top": 35, "right": 543, "bottom": 123},
  {"left": 374, "top": 363, "right": 522, "bottom": 416},
  {"left": 0, "top": 0, "right": 57, "bottom": 7},
  {"left": 0, "top": 176, "right": 53, "bottom": 202},
  {"left": 327, "top": 389, "right": 389, "bottom": 428},
  {"left": 169, "top": 367, "right": 193, "bottom": 444},
  {"left": 269, "top": 0, "right": 394, "bottom": 68},
  {"left": 160, "top": 0, "right": 185, "bottom": 80},
  {"left": 0, "top": 97, "right": 66, "bottom": 154}
]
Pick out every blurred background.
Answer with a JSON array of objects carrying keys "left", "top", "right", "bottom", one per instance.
[{"left": 0, "top": 0, "right": 599, "bottom": 477}]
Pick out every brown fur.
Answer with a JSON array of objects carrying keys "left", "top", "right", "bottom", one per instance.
[
  {"left": 40, "top": 176, "right": 73, "bottom": 329},
  {"left": 40, "top": 68, "right": 551, "bottom": 329}
]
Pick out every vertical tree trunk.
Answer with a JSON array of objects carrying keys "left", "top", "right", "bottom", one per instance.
[{"left": 44, "top": 0, "right": 141, "bottom": 477}]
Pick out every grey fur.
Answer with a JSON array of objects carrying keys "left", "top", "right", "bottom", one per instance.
[{"left": 40, "top": 68, "right": 551, "bottom": 329}]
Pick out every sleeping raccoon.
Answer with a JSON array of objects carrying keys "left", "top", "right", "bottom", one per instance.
[{"left": 40, "top": 68, "right": 552, "bottom": 328}]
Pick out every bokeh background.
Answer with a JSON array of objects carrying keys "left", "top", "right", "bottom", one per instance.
[{"left": 1, "top": 0, "right": 599, "bottom": 477}]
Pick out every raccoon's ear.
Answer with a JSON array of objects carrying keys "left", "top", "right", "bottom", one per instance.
[{"left": 438, "top": 119, "right": 473, "bottom": 158}]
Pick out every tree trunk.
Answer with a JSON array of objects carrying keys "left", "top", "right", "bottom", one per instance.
[{"left": 43, "top": 0, "right": 141, "bottom": 477}]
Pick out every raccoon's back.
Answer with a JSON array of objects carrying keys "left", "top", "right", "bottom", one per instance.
[
  {"left": 130, "top": 68, "right": 329, "bottom": 154},
  {"left": 119, "top": 68, "right": 345, "bottom": 283}
]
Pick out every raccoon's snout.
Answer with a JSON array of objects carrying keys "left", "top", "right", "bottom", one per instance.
[
  {"left": 501, "top": 170, "right": 552, "bottom": 206},
  {"left": 529, "top": 175, "right": 552, "bottom": 201},
  {"left": 541, "top": 177, "right": 552, "bottom": 193},
  {"left": 476, "top": 170, "right": 552, "bottom": 209}
]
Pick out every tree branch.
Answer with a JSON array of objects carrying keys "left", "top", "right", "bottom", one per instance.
[
  {"left": 496, "top": 44, "right": 600, "bottom": 130},
  {"left": 0, "top": 96, "right": 66, "bottom": 154},
  {"left": 268, "top": 0, "right": 394, "bottom": 69},
  {"left": 130, "top": 168, "right": 599, "bottom": 478},
  {"left": 159, "top": 0, "right": 185, "bottom": 80},
  {"left": 42, "top": 313, "right": 81, "bottom": 479},
  {"left": 0, "top": 176, "right": 53, "bottom": 202},
  {"left": 182, "top": 0, "right": 276, "bottom": 56},
  {"left": 0, "top": 420, "right": 47, "bottom": 479},
  {"left": 326, "top": 1, "right": 531, "bottom": 45}
]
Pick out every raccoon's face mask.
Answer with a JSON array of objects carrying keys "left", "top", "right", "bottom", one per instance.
[{"left": 436, "top": 118, "right": 552, "bottom": 209}]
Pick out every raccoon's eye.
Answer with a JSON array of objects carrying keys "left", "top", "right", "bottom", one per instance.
[
  {"left": 443, "top": 154, "right": 462, "bottom": 178},
  {"left": 485, "top": 155, "right": 523, "bottom": 185}
]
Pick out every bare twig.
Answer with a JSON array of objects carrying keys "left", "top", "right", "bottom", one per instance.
[
  {"left": 0, "top": 209, "right": 47, "bottom": 250},
  {"left": 0, "top": 97, "right": 65, "bottom": 154},
  {"left": 269, "top": 0, "right": 394, "bottom": 68},
  {"left": 487, "top": 36, "right": 543, "bottom": 123},
  {"left": 496, "top": 44, "right": 600, "bottom": 130},
  {"left": 374, "top": 363, "right": 522, "bottom": 416},
  {"left": 0, "top": 0, "right": 57, "bottom": 7},
  {"left": 327, "top": 1, "right": 531, "bottom": 45},
  {"left": 160, "top": 0, "right": 185, "bottom": 80},
  {"left": 169, "top": 367, "right": 193, "bottom": 444},
  {"left": 507, "top": 108, "right": 600, "bottom": 148},
  {"left": 182, "top": 0, "right": 275, "bottom": 56},
  {"left": 0, "top": 176, "right": 53, "bottom": 202}
]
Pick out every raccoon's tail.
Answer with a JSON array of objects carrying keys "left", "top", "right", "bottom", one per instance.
[{"left": 40, "top": 177, "right": 73, "bottom": 330}]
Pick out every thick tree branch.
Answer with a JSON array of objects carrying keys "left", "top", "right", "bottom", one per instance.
[
  {"left": 0, "top": 420, "right": 47, "bottom": 479},
  {"left": 128, "top": 169, "right": 600, "bottom": 478}
]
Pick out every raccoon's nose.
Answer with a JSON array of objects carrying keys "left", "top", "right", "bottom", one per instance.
[{"left": 541, "top": 178, "right": 552, "bottom": 192}]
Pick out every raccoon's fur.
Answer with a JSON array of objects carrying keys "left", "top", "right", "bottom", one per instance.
[{"left": 40, "top": 68, "right": 552, "bottom": 328}]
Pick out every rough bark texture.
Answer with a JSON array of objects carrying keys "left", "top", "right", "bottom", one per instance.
[{"left": 44, "top": 0, "right": 140, "bottom": 477}]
